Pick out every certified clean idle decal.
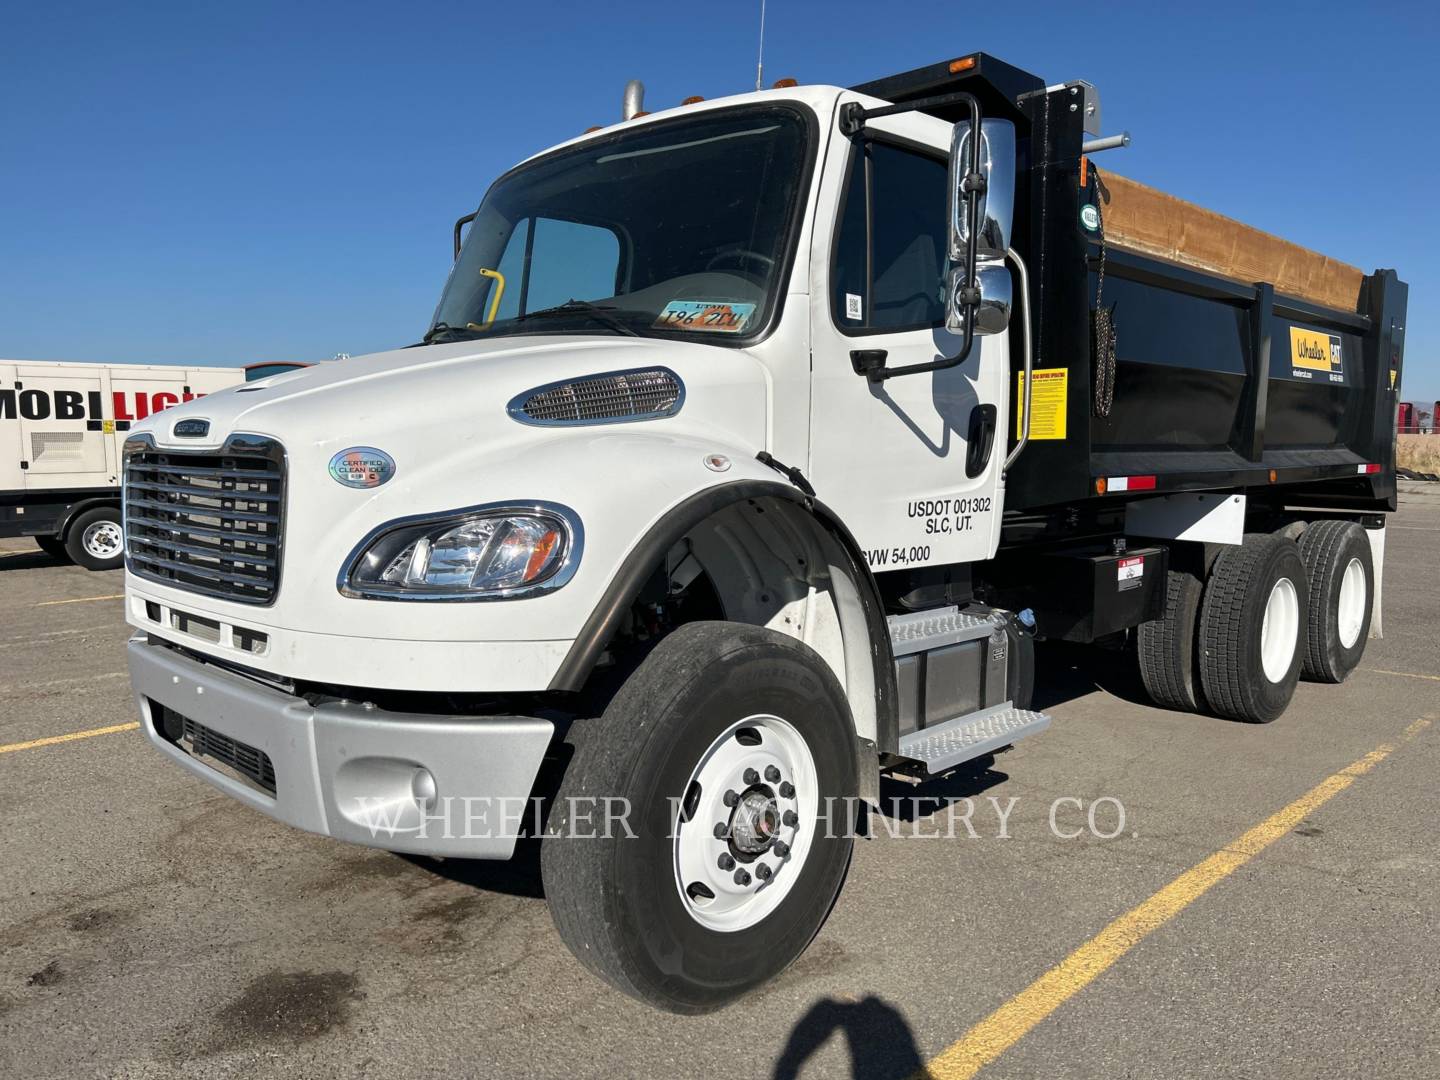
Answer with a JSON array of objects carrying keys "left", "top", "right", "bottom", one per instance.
[{"left": 328, "top": 447, "right": 396, "bottom": 489}]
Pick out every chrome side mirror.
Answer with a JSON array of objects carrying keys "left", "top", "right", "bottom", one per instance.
[{"left": 946, "top": 118, "right": 1016, "bottom": 335}]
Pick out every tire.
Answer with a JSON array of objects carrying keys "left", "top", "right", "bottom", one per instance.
[
  {"left": 542, "top": 622, "right": 858, "bottom": 1013},
  {"left": 64, "top": 507, "right": 125, "bottom": 571},
  {"left": 1198, "top": 534, "right": 1309, "bottom": 723},
  {"left": 36, "top": 535, "right": 70, "bottom": 562},
  {"left": 1137, "top": 567, "right": 1206, "bottom": 712},
  {"left": 1298, "top": 520, "right": 1373, "bottom": 683}
]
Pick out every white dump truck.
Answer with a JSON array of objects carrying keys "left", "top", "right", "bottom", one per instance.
[
  {"left": 122, "top": 53, "right": 1406, "bottom": 1011},
  {"left": 1, "top": 360, "right": 243, "bottom": 569}
]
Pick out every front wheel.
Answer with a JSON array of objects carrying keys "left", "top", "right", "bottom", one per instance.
[
  {"left": 542, "top": 622, "right": 858, "bottom": 1013},
  {"left": 65, "top": 507, "right": 125, "bottom": 571}
]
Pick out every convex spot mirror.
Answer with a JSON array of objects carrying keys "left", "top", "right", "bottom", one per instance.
[{"left": 947, "top": 118, "right": 1016, "bottom": 336}]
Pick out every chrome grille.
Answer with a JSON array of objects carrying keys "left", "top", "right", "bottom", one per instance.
[
  {"left": 510, "top": 367, "right": 683, "bottom": 425},
  {"left": 124, "top": 436, "right": 284, "bottom": 605}
]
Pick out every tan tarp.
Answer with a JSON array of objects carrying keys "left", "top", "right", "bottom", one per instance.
[{"left": 1100, "top": 172, "right": 1365, "bottom": 313}]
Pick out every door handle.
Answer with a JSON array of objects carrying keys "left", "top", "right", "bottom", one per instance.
[{"left": 966, "top": 404, "right": 997, "bottom": 477}]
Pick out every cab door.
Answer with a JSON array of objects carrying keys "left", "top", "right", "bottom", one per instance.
[{"left": 807, "top": 99, "right": 1009, "bottom": 574}]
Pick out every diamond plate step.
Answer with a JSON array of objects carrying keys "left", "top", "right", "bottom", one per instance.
[
  {"left": 887, "top": 605, "right": 1002, "bottom": 657},
  {"left": 897, "top": 704, "right": 1052, "bottom": 774}
]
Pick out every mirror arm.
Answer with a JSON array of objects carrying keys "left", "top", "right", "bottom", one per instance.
[
  {"left": 864, "top": 93, "right": 985, "bottom": 382},
  {"left": 453, "top": 211, "right": 478, "bottom": 261}
]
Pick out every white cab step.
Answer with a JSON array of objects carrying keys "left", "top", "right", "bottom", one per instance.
[{"left": 897, "top": 703, "right": 1052, "bottom": 775}]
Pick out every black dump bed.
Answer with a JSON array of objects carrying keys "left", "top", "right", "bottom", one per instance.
[{"left": 857, "top": 55, "right": 1409, "bottom": 515}]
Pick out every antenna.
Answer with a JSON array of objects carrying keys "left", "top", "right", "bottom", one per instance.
[{"left": 755, "top": 0, "right": 767, "bottom": 91}]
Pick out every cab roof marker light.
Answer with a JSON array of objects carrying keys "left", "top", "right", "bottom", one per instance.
[{"left": 949, "top": 56, "right": 977, "bottom": 74}]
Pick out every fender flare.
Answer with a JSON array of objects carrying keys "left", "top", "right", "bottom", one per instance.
[
  {"left": 547, "top": 478, "right": 900, "bottom": 755},
  {"left": 56, "top": 495, "right": 122, "bottom": 539}
]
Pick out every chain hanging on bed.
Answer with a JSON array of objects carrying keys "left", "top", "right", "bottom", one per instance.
[{"left": 1089, "top": 166, "right": 1117, "bottom": 418}]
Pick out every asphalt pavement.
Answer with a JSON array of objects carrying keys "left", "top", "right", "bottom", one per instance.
[{"left": 2, "top": 485, "right": 1437, "bottom": 1079}]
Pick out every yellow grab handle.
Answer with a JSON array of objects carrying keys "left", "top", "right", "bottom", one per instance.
[{"left": 466, "top": 268, "right": 507, "bottom": 331}]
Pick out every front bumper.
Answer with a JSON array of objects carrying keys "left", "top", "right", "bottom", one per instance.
[{"left": 128, "top": 636, "right": 555, "bottom": 858}]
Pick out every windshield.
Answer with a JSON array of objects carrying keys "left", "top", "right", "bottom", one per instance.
[{"left": 428, "top": 106, "right": 811, "bottom": 345}]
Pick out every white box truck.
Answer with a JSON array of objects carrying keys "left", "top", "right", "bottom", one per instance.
[
  {"left": 1, "top": 360, "right": 243, "bottom": 569},
  {"left": 120, "top": 54, "right": 1405, "bottom": 1011}
]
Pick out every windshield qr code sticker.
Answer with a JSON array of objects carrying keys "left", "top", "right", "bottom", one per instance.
[
  {"left": 845, "top": 293, "right": 863, "bottom": 320},
  {"left": 654, "top": 300, "right": 756, "bottom": 333}
]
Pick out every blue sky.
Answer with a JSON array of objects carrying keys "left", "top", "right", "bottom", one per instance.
[{"left": 1, "top": 0, "right": 1435, "bottom": 404}]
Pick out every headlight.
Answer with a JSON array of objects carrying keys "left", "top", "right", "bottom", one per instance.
[{"left": 340, "top": 502, "right": 582, "bottom": 600}]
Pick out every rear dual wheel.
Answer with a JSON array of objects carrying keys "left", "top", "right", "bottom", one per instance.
[
  {"left": 542, "top": 622, "right": 856, "bottom": 1013},
  {"left": 1297, "top": 519, "right": 1374, "bottom": 683},
  {"left": 1198, "top": 534, "right": 1308, "bottom": 723}
]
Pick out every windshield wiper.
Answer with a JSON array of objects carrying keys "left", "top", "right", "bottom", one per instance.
[
  {"left": 421, "top": 322, "right": 485, "bottom": 345},
  {"left": 516, "top": 300, "right": 640, "bottom": 337}
]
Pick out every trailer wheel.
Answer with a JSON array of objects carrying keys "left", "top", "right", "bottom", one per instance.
[
  {"left": 36, "top": 535, "right": 70, "bottom": 563},
  {"left": 542, "top": 621, "right": 857, "bottom": 1013},
  {"left": 1298, "top": 520, "right": 1373, "bottom": 683},
  {"left": 1136, "top": 567, "right": 1206, "bottom": 712},
  {"left": 65, "top": 507, "right": 125, "bottom": 571},
  {"left": 1198, "top": 534, "right": 1308, "bottom": 723}
]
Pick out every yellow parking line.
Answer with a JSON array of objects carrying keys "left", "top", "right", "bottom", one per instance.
[
  {"left": 921, "top": 715, "right": 1433, "bottom": 1080},
  {"left": 0, "top": 722, "right": 140, "bottom": 756},
  {"left": 1364, "top": 668, "right": 1440, "bottom": 683},
  {"left": 34, "top": 593, "right": 126, "bottom": 607}
]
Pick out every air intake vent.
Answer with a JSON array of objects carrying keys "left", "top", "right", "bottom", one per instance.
[
  {"left": 509, "top": 367, "right": 684, "bottom": 426},
  {"left": 31, "top": 431, "right": 85, "bottom": 463}
]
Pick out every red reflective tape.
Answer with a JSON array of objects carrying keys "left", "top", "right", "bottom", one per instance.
[{"left": 1128, "top": 475, "right": 1157, "bottom": 490}]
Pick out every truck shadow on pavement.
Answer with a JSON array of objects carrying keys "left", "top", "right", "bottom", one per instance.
[
  {"left": 399, "top": 839, "right": 547, "bottom": 900},
  {"left": 1032, "top": 639, "right": 1152, "bottom": 711},
  {"left": 0, "top": 548, "right": 63, "bottom": 572},
  {"left": 773, "top": 994, "right": 930, "bottom": 1080}
]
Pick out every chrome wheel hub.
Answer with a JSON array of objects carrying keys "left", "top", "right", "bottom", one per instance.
[{"left": 82, "top": 520, "right": 123, "bottom": 560}]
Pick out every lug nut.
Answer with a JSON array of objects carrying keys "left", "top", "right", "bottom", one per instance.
[
  {"left": 782, "top": 810, "right": 799, "bottom": 828},
  {"left": 718, "top": 853, "right": 735, "bottom": 871},
  {"left": 743, "top": 768, "right": 760, "bottom": 785},
  {"left": 723, "top": 789, "right": 739, "bottom": 807},
  {"left": 779, "top": 781, "right": 795, "bottom": 799},
  {"left": 733, "top": 868, "right": 751, "bottom": 886},
  {"left": 713, "top": 822, "right": 728, "bottom": 840},
  {"left": 755, "top": 862, "right": 773, "bottom": 881},
  {"left": 764, "top": 765, "right": 781, "bottom": 783},
  {"left": 773, "top": 840, "right": 790, "bottom": 857}
]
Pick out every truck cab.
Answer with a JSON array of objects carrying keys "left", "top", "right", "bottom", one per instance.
[{"left": 122, "top": 54, "right": 1404, "bottom": 1013}]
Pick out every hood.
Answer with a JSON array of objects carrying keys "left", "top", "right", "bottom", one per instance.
[{"left": 135, "top": 335, "right": 767, "bottom": 454}]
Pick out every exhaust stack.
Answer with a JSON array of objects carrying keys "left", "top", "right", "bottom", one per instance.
[{"left": 622, "top": 80, "right": 645, "bottom": 120}]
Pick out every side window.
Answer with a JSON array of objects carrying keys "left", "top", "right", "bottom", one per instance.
[
  {"left": 492, "top": 217, "right": 623, "bottom": 321},
  {"left": 832, "top": 141, "right": 949, "bottom": 333}
]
